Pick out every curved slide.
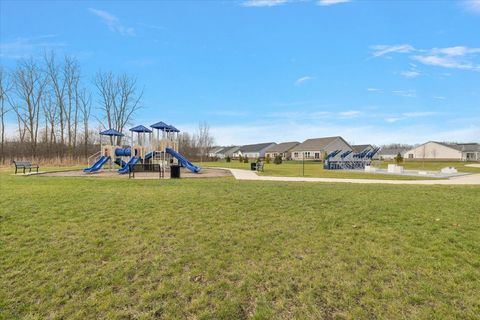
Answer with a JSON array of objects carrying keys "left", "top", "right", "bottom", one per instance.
[
  {"left": 118, "top": 156, "right": 141, "bottom": 174},
  {"left": 84, "top": 156, "right": 110, "bottom": 173},
  {"left": 165, "top": 147, "right": 201, "bottom": 173}
]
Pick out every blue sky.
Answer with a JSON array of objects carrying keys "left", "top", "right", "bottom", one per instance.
[{"left": 1, "top": 0, "right": 479, "bottom": 145}]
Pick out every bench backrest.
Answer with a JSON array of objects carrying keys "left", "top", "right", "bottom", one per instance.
[{"left": 13, "top": 161, "right": 32, "bottom": 167}]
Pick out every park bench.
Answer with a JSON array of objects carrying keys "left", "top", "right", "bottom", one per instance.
[{"left": 13, "top": 160, "right": 39, "bottom": 174}]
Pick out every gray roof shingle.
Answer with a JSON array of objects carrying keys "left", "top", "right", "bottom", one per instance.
[
  {"left": 265, "top": 141, "right": 300, "bottom": 153},
  {"left": 240, "top": 142, "right": 276, "bottom": 153},
  {"left": 291, "top": 136, "right": 344, "bottom": 152}
]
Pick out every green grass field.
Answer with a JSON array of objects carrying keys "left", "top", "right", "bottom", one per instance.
[
  {"left": 200, "top": 160, "right": 480, "bottom": 180},
  {"left": 1, "top": 169, "right": 479, "bottom": 319}
]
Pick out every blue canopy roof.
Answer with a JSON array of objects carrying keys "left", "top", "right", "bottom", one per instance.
[
  {"left": 99, "top": 128, "right": 124, "bottom": 136},
  {"left": 129, "top": 125, "right": 152, "bottom": 133},
  {"left": 150, "top": 121, "right": 170, "bottom": 130},
  {"left": 165, "top": 125, "right": 180, "bottom": 133}
]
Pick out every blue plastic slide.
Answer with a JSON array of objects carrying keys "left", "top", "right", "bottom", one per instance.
[
  {"left": 165, "top": 147, "right": 201, "bottom": 173},
  {"left": 118, "top": 156, "right": 141, "bottom": 174},
  {"left": 84, "top": 156, "right": 110, "bottom": 173}
]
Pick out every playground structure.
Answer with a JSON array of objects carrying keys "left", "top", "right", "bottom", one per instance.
[
  {"left": 324, "top": 147, "right": 380, "bottom": 170},
  {"left": 84, "top": 122, "right": 201, "bottom": 176}
]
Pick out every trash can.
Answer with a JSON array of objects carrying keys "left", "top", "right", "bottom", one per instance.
[
  {"left": 170, "top": 165, "right": 181, "bottom": 178},
  {"left": 250, "top": 163, "right": 257, "bottom": 171}
]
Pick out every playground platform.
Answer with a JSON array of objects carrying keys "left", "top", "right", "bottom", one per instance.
[{"left": 34, "top": 167, "right": 231, "bottom": 179}]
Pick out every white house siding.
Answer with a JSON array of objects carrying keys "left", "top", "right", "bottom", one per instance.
[
  {"left": 265, "top": 151, "right": 289, "bottom": 160},
  {"left": 405, "top": 142, "right": 462, "bottom": 160},
  {"left": 242, "top": 152, "right": 260, "bottom": 159}
]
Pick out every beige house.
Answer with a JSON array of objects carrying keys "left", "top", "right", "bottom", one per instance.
[
  {"left": 290, "top": 136, "right": 353, "bottom": 161},
  {"left": 405, "top": 141, "right": 480, "bottom": 161},
  {"left": 264, "top": 141, "right": 300, "bottom": 160}
]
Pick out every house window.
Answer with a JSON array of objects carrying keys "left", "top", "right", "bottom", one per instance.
[
  {"left": 315, "top": 152, "right": 320, "bottom": 159},
  {"left": 408, "top": 154, "right": 413, "bottom": 159},
  {"left": 294, "top": 152, "right": 298, "bottom": 157}
]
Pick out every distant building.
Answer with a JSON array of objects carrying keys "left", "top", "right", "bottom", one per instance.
[
  {"left": 290, "top": 136, "right": 352, "bottom": 161},
  {"left": 376, "top": 147, "right": 408, "bottom": 160},
  {"left": 218, "top": 146, "right": 240, "bottom": 159},
  {"left": 351, "top": 144, "right": 374, "bottom": 153},
  {"left": 264, "top": 141, "right": 300, "bottom": 160},
  {"left": 236, "top": 142, "right": 276, "bottom": 159},
  {"left": 404, "top": 141, "right": 480, "bottom": 161},
  {"left": 208, "top": 146, "right": 226, "bottom": 158}
]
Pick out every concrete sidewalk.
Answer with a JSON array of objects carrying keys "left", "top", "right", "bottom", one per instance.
[{"left": 222, "top": 168, "right": 480, "bottom": 185}]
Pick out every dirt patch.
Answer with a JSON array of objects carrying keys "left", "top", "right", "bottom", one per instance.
[{"left": 36, "top": 167, "right": 231, "bottom": 179}]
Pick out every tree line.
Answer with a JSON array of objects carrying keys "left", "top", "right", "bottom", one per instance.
[
  {"left": 0, "top": 52, "right": 214, "bottom": 164},
  {"left": 0, "top": 52, "right": 143, "bottom": 164}
]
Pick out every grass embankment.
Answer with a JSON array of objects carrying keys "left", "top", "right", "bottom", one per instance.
[
  {"left": 1, "top": 172, "right": 479, "bottom": 319},
  {"left": 200, "top": 161, "right": 442, "bottom": 180}
]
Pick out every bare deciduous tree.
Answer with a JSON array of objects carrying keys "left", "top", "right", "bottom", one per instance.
[
  {"left": 0, "top": 66, "right": 12, "bottom": 163},
  {"left": 63, "top": 56, "right": 80, "bottom": 148},
  {"left": 196, "top": 121, "right": 215, "bottom": 162},
  {"left": 11, "top": 59, "right": 48, "bottom": 157},
  {"left": 79, "top": 88, "right": 92, "bottom": 158},
  {"left": 94, "top": 71, "right": 143, "bottom": 145},
  {"left": 45, "top": 52, "right": 66, "bottom": 145}
]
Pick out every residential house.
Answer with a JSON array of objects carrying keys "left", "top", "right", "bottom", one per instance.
[
  {"left": 237, "top": 142, "right": 276, "bottom": 159},
  {"left": 290, "top": 136, "right": 353, "bottom": 161},
  {"left": 208, "top": 146, "right": 226, "bottom": 158},
  {"left": 219, "top": 146, "right": 240, "bottom": 159},
  {"left": 375, "top": 147, "right": 408, "bottom": 160},
  {"left": 264, "top": 141, "right": 300, "bottom": 160},
  {"left": 404, "top": 141, "right": 480, "bottom": 161}
]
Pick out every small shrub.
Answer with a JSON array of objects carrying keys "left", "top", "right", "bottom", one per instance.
[
  {"left": 225, "top": 156, "right": 231, "bottom": 163},
  {"left": 265, "top": 155, "right": 271, "bottom": 164},
  {"left": 274, "top": 155, "right": 282, "bottom": 165},
  {"left": 243, "top": 156, "right": 249, "bottom": 163},
  {"left": 238, "top": 155, "right": 243, "bottom": 162},
  {"left": 394, "top": 152, "right": 404, "bottom": 165}
]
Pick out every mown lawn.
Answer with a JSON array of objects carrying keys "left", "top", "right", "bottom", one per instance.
[
  {"left": 1, "top": 172, "right": 479, "bottom": 319},
  {"left": 200, "top": 161, "right": 438, "bottom": 180}
]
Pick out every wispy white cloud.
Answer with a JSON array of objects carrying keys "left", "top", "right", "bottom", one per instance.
[
  {"left": 241, "top": 0, "right": 288, "bottom": 7},
  {"left": 464, "top": 0, "right": 480, "bottom": 13},
  {"left": 366, "top": 88, "right": 382, "bottom": 92},
  {"left": 393, "top": 90, "right": 417, "bottom": 98},
  {"left": 412, "top": 54, "right": 480, "bottom": 71},
  {"left": 371, "top": 44, "right": 480, "bottom": 71},
  {"left": 400, "top": 70, "right": 420, "bottom": 78},
  {"left": 317, "top": 0, "right": 351, "bottom": 6},
  {"left": 0, "top": 34, "right": 66, "bottom": 59},
  {"left": 402, "top": 111, "right": 438, "bottom": 117},
  {"left": 370, "top": 44, "right": 415, "bottom": 57},
  {"left": 294, "top": 76, "right": 314, "bottom": 85},
  {"left": 431, "top": 46, "right": 480, "bottom": 56},
  {"left": 433, "top": 96, "right": 446, "bottom": 100},
  {"left": 177, "top": 121, "right": 479, "bottom": 146},
  {"left": 88, "top": 8, "right": 135, "bottom": 36},
  {"left": 385, "top": 117, "right": 403, "bottom": 123},
  {"left": 339, "top": 110, "right": 361, "bottom": 118}
]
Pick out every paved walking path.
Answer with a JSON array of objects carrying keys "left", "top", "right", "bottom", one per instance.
[
  {"left": 223, "top": 168, "right": 480, "bottom": 185},
  {"left": 465, "top": 164, "right": 480, "bottom": 168}
]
